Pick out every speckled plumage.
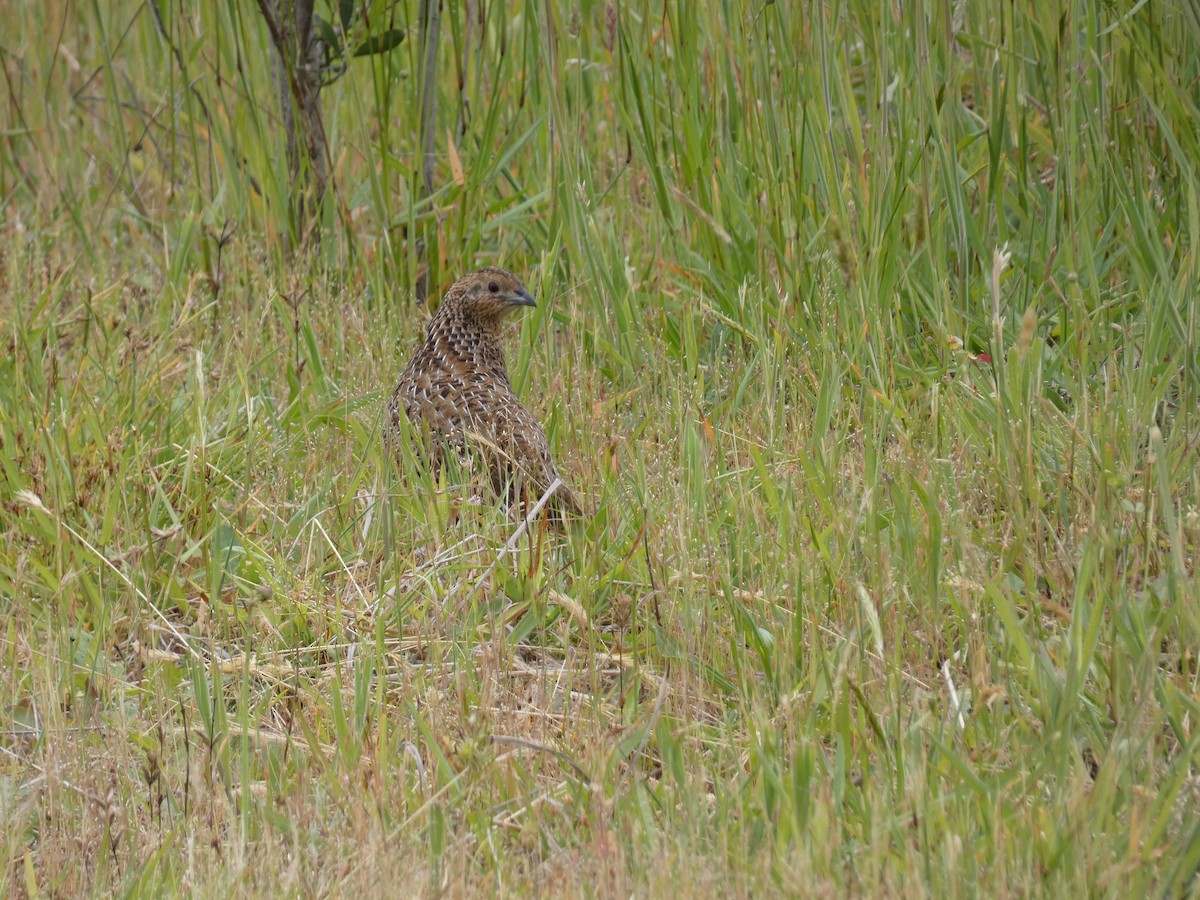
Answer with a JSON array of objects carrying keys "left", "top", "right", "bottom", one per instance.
[{"left": 388, "top": 267, "right": 580, "bottom": 520}]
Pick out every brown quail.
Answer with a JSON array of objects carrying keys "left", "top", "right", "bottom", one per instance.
[{"left": 388, "top": 267, "right": 581, "bottom": 521}]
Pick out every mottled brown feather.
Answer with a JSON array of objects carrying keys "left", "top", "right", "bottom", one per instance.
[{"left": 387, "top": 267, "right": 581, "bottom": 521}]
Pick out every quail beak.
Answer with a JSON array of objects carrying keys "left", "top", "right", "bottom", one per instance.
[{"left": 513, "top": 288, "right": 537, "bottom": 308}]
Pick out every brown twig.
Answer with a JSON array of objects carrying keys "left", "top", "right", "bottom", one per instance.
[{"left": 490, "top": 734, "right": 592, "bottom": 785}]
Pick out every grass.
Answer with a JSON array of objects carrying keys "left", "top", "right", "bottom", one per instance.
[{"left": 1, "top": 0, "right": 1198, "bottom": 894}]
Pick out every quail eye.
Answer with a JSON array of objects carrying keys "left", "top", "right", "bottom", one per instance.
[{"left": 488, "top": 282, "right": 499, "bottom": 293}]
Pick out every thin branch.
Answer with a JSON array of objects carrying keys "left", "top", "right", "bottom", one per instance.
[
  {"left": 490, "top": 734, "right": 593, "bottom": 785},
  {"left": 415, "top": 0, "right": 441, "bottom": 301}
]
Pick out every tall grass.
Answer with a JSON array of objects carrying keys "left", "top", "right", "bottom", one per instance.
[{"left": 1, "top": 0, "right": 1197, "bottom": 894}]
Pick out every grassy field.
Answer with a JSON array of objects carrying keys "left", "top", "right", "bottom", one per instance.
[{"left": 2, "top": 0, "right": 1198, "bottom": 894}]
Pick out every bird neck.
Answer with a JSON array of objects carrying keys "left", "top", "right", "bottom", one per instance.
[{"left": 428, "top": 312, "right": 511, "bottom": 381}]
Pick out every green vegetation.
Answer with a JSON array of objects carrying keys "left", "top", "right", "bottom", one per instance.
[{"left": 2, "top": 0, "right": 1198, "bottom": 894}]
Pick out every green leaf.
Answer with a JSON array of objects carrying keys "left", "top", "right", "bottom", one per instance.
[{"left": 352, "top": 29, "right": 405, "bottom": 58}]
